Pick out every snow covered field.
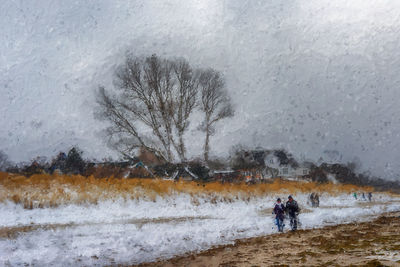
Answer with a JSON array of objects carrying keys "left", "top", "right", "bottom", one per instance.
[{"left": 1, "top": 193, "right": 399, "bottom": 266}]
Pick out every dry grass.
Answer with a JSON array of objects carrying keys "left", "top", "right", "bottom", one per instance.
[{"left": 0, "top": 172, "right": 374, "bottom": 209}]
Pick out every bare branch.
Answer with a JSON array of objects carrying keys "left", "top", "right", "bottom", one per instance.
[
  {"left": 198, "top": 68, "right": 234, "bottom": 162},
  {"left": 96, "top": 54, "right": 204, "bottom": 163}
]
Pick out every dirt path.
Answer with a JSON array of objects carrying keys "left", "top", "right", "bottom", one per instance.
[{"left": 138, "top": 212, "right": 400, "bottom": 267}]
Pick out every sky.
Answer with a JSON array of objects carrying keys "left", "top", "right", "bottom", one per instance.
[{"left": 1, "top": 0, "right": 400, "bottom": 179}]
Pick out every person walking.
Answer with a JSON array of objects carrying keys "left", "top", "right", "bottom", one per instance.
[
  {"left": 286, "top": 195, "right": 300, "bottom": 231},
  {"left": 368, "top": 192, "right": 372, "bottom": 202},
  {"left": 273, "top": 198, "right": 286, "bottom": 232},
  {"left": 314, "top": 193, "right": 320, "bottom": 207},
  {"left": 309, "top": 193, "right": 315, "bottom": 207}
]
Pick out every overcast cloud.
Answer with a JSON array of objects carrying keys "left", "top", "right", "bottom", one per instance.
[{"left": 1, "top": 0, "right": 400, "bottom": 179}]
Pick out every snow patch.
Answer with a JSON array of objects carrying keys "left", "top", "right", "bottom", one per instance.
[{"left": 0, "top": 193, "right": 399, "bottom": 266}]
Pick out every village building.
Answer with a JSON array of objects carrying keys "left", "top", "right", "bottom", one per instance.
[{"left": 278, "top": 165, "right": 310, "bottom": 179}]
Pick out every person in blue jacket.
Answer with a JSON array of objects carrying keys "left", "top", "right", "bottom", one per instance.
[{"left": 273, "top": 198, "right": 286, "bottom": 232}]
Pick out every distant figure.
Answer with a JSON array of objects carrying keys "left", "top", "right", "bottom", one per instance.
[
  {"left": 314, "top": 193, "right": 320, "bottom": 207},
  {"left": 362, "top": 192, "right": 366, "bottom": 201},
  {"left": 273, "top": 198, "right": 286, "bottom": 232},
  {"left": 309, "top": 193, "right": 315, "bottom": 207},
  {"left": 368, "top": 192, "right": 372, "bottom": 202},
  {"left": 353, "top": 192, "right": 358, "bottom": 200},
  {"left": 309, "top": 193, "right": 320, "bottom": 208},
  {"left": 286, "top": 195, "right": 300, "bottom": 231}
]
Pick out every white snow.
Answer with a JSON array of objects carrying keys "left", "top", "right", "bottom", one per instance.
[{"left": 1, "top": 193, "right": 399, "bottom": 266}]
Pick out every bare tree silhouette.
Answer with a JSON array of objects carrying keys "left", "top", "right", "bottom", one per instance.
[
  {"left": 199, "top": 69, "right": 233, "bottom": 162},
  {"left": 97, "top": 54, "right": 233, "bottom": 164}
]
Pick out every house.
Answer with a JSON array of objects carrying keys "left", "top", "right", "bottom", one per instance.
[
  {"left": 231, "top": 148, "right": 311, "bottom": 181},
  {"left": 265, "top": 150, "right": 310, "bottom": 180},
  {"left": 265, "top": 153, "right": 281, "bottom": 169},
  {"left": 278, "top": 165, "right": 310, "bottom": 177}
]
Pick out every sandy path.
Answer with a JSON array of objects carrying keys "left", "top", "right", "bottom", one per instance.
[{"left": 138, "top": 212, "right": 400, "bottom": 267}]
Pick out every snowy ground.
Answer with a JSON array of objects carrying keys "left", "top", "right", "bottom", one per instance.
[{"left": 1, "top": 193, "right": 400, "bottom": 266}]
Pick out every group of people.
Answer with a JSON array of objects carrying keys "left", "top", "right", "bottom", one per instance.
[
  {"left": 273, "top": 195, "right": 301, "bottom": 232},
  {"left": 273, "top": 191, "right": 375, "bottom": 233},
  {"left": 309, "top": 192, "right": 320, "bottom": 207},
  {"left": 353, "top": 192, "right": 373, "bottom": 202}
]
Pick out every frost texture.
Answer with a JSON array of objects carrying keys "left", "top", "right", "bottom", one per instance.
[
  {"left": 0, "top": 193, "right": 399, "bottom": 266},
  {"left": 1, "top": 0, "right": 400, "bottom": 178}
]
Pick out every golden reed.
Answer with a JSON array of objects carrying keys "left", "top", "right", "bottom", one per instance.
[{"left": 0, "top": 172, "right": 373, "bottom": 209}]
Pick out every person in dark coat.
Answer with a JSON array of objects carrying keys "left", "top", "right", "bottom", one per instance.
[
  {"left": 273, "top": 198, "right": 285, "bottom": 232},
  {"left": 314, "top": 193, "right": 320, "bottom": 207},
  {"left": 286, "top": 195, "right": 300, "bottom": 231},
  {"left": 309, "top": 193, "right": 315, "bottom": 207}
]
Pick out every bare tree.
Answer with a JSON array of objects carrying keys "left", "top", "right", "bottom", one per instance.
[
  {"left": 97, "top": 54, "right": 235, "bottom": 164},
  {"left": 199, "top": 69, "right": 234, "bottom": 163},
  {"left": 171, "top": 59, "right": 198, "bottom": 162},
  {"left": 97, "top": 54, "right": 198, "bottom": 162}
]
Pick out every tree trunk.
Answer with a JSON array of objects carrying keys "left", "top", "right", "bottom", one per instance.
[
  {"left": 179, "top": 131, "right": 186, "bottom": 162},
  {"left": 166, "top": 145, "right": 173, "bottom": 163},
  {"left": 204, "top": 127, "right": 210, "bottom": 163}
]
